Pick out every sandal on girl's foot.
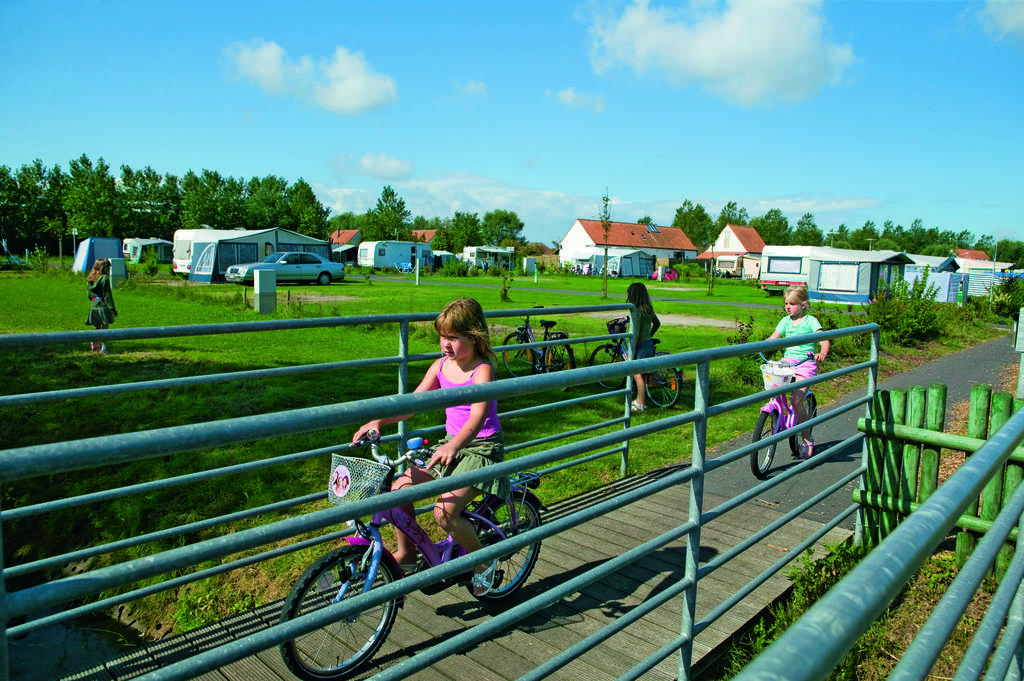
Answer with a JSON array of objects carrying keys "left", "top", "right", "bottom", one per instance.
[
  {"left": 630, "top": 401, "right": 647, "bottom": 413},
  {"left": 471, "top": 560, "right": 498, "bottom": 597},
  {"left": 798, "top": 441, "right": 814, "bottom": 460}
]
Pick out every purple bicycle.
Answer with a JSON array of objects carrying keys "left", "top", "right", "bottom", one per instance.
[
  {"left": 279, "top": 432, "right": 543, "bottom": 681},
  {"left": 750, "top": 353, "right": 818, "bottom": 479}
]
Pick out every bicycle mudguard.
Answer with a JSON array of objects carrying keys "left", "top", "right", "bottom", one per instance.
[
  {"left": 760, "top": 401, "right": 783, "bottom": 415},
  {"left": 342, "top": 537, "right": 408, "bottom": 607},
  {"left": 549, "top": 331, "right": 569, "bottom": 341}
]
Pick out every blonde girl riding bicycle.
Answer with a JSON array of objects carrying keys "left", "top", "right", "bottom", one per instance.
[
  {"left": 765, "top": 285, "right": 830, "bottom": 459},
  {"left": 352, "top": 297, "right": 509, "bottom": 596}
]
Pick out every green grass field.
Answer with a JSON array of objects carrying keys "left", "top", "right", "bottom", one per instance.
[{"left": 0, "top": 266, "right": 1002, "bottom": 633}]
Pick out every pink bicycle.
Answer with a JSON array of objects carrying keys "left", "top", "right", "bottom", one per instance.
[
  {"left": 279, "top": 432, "right": 543, "bottom": 681},
  {"left": 750, "top": 353, "right": 818, "bottom": 479}
]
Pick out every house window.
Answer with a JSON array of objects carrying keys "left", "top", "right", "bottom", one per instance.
[{"left": 818, "top": 262, "right": 858, "bottom": 291}]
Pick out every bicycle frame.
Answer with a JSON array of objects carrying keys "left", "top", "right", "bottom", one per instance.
[{"left": 342, "top": 445, "right": 541, "bottom": 600}]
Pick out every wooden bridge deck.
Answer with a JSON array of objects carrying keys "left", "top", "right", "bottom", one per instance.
[{"left": 61, "top": 468, "right": 851, "bottom": 681}]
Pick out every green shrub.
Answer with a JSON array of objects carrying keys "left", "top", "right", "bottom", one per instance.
[
  {"left": 438, "top": 259, "right": 469, "bottom": 277},
  {"left": 991, "top": 276, "right": 1024, "bottom": 321},
  {"left": 27, "top": 247, "right": 50, "bottom": 274},
  {"left": 865, "top": 275, "right": 942, "bottom": 346}
]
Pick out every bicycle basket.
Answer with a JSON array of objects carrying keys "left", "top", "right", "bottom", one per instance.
[
  {"left": 760, "top": 362, "right": 796, "bottom": 390},
  {"left": 606, "top": 317, "right": 629, "bottom": 335},
  {"left": 327, "top": 454, "right": 389, "bottom": 506}
]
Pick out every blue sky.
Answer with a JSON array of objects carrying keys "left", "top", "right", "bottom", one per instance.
[{"left": 1, "top": 1, "right": 1021, "bottom": 246}]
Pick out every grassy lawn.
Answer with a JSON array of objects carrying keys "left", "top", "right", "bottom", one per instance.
[{"left": 0, "top": 266, "right": 1006, "bottom": 634}]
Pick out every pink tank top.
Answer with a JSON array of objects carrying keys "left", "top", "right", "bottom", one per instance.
[{"left": 437, "top": 359, "right": 501, "bottom": 438}]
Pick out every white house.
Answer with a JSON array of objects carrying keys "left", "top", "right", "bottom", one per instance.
[
  {"left": 696, "top": 224, "right": 766, "bottom": 279},
  {"left": 558, "top": 219, "right": 697, "bottom": 271}
]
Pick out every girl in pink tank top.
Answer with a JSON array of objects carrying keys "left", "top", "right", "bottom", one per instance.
[{"left": 353, "top": 298, "right": 507, "bottom": 596}]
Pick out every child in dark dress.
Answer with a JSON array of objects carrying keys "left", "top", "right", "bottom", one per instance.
[{"left": 85, "top": 258, "right": 117, "bottom": 354}]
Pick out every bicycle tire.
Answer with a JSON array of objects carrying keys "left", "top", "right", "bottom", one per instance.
[
  {"left": 502, "top": 332, "right": 534, "bottom": 378},
  {"left": 279, "top": 544, "right": 401, "bottom": 681},
  {"left": 545, "top": 342, "right": 575, "bottom": 373},
  {"left": 588, "top": 344, "right": 626, "bottom": 389},
  {"left": 788, "top": 391, "right": 818, "bottom": 456},
  {"left": 469, "top": 496, "right": 542, "bottom": 600},
  {"left": 751, "top": 410, "right": 780, "bottom": 479},
  {"left": 645, "top": 356, "right": 681, "bottom": 408}
]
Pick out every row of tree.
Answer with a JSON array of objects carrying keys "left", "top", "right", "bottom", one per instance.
[{"left": 2, "top": 154, "right": 1019, "bottom": 268}]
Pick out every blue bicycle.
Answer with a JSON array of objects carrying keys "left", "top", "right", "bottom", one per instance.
[{"left": 588, "top": 316, "right": 682, "bottom": 408}]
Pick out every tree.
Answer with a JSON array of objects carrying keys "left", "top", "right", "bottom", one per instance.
[
  {"left": 791, "top": 213, "right": 823, "bottom": 246},
  {"left": 245, "top": 175, "right": 292, "bottom": 231},
  {"left": 849, "top": 220, "right": 880, "bottom": 250},
  {"left": 365, "top": 185, "right": 412, "bottom": 241},
  {"left": 750, "top": 208, "right": 790, "bottom": 246},
  {"left": 64, "top": 154, "right": 120, "bottom": 238},
  {"left": 287, "top": 179, "right": 330, "bottom": 238},
  {"left": 448, "top": 212, "right": 482, "bottom": 254},
  {"left": 713, "top": 201, "right": 749, "bottom": 239},
  {"left": 481, "top": 209, "right": 525, "bottom": 246},
  {"left": 180, "top": 169, "right": 245, "bottom": 230},
  {"left": 672, "top": 200, "right": 714, "bottom": 252}
]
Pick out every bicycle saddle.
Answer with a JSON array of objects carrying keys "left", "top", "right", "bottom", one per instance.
[{"left": 540, "top": 320, "right": 557, "bottom": 329}]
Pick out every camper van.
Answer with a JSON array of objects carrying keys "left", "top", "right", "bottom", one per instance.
[
  {"left": 758, "top": 245, "right": 812, "bottom": 294},
  {"left": 357, "top": 241, "right": 433, "bottom": 270},
  {"left": 123, "top": 238, "right": 172, "bottom": 264},
  {"left": 172, "top": 229, "right": 279, "bottom": 275}
]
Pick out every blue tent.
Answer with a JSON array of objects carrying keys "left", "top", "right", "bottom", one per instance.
[{"left": 72, "top": 237, "right": 122, "bottom": 273}]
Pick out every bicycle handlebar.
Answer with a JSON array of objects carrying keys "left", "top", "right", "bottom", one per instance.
[
  {"left": 352, "top": 432, "right": 443, "bottom": 477},
  {"left": 758, "top": 351, "right": 815, "bottom": 365}
]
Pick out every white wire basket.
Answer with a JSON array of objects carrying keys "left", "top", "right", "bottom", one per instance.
[
  {"left": 760, "top": 361, "right": 797, "bottom": 390},
  {"left": 327, "top": 454, "right": 390, "bottom": 506}
]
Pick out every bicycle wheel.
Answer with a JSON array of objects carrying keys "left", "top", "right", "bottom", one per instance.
[
  {"left": 588, "top": 344, "right": 625, "bottom": 389},
  {"left": 751, "top": 410, "right": 780, "bottom": 479},
  {"left": 469, "top": 495, "right": 542, "bottom": 600},
  {"left": 502, "top": 332, "right": 534, "bottom": 378},
  {"left": 788, "top": 391, "right": 818, "bottom": 456},
  {"left": 645, "top": 357, "right": 681, "bottom": 408},
  {"left": 545, "top": 342, "right": 575, "bottom": 373},
  {"left": 279, "top": 544, "right": 401, "bottom": 681}
]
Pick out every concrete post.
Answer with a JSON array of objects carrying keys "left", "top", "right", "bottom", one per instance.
[
  {"left": 254, "top": 269, "right": 276, "bottom": 314},
  {"left": 109, "top": 258, "right": 128, "bottom": 290},
  {"left": 1015, "top": 309, "right": 1024, "bottom": 399}
]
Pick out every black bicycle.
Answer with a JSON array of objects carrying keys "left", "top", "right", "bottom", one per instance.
[
  {"left": 503, "top": 307, "right": 577, "bottom": 378},
  {"left": 588, "top": 316, "right": 682, "bottom": 408}
]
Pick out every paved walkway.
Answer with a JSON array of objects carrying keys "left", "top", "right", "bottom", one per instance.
[{"left": 56, "top": 475, "right": 849, "bottom": 681}]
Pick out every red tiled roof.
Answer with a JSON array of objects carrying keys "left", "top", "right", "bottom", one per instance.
[
  {"left": 412, "top": 230, "right": 437, "bottom": 243},
  {"left": 726, "top": 224, "right": 765, "bottom": 253},
  {"left": 957, "top": 248, "right": 990, "bottom": 261},
  {"left": 329, "top": 229, "right": 360, "bottom": 245},
  {"left": 576, "top": 219, "right": 696, "bottom": 251}
]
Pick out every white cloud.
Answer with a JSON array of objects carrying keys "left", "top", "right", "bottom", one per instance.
[
  {"left": 553, "top": 87, "right": 606, "bottom": 113},
  {"left": 587, "top": 0, "right": 855, "bottom": 106},
  {"left": 980, "top": 0, "right": 1024, "bottom": 39},
  {"left": 456, "top": 80, "right": 488, "bottom": 97},
  {"left": 224, "top": 39, "right": 397, "bottom": 114},
  {"left": 359, "top": 153, "right": 414, "bottom": 180}
]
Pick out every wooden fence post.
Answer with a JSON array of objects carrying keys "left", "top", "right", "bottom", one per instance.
[
  {"left": 883, "top": 390, "right": 906, "bottom": 535},
  {"left": 901, "top": 386, "right": 926, "bottom": 509},
  {"left": 957, "top": 384, "right": 992, "bottom": 567},
  {"left": 919, "top": 383, "right": 946, "bottom": 504},
  {"left": 988, "top": 392, "right": 1014, "bottom": 578},
  {"left": 865, "top": 391, "right": 891, "bottom": 546}
]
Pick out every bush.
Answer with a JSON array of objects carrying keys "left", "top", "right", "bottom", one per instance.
[
  {"left": 865, "top": 275, "right": 942, "bottom": 346},
  {"left": 27, "top": 247, "right": 50, "bottom": 274},
  {"left": 438, "top": 259, "right": 469, "bottom": 277},
  {"left": 991, "top": 276, "right": 1024, "bottom": 321}
]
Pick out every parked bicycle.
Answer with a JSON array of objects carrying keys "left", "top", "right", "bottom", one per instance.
[
  {"left": 279, "top": 432, "right": 543, "bottom": 681},
  {"left": 588, "top": 316, "right": 682, "bottom": 408},
  {"left": 750, "top": 353, "right": 818, "bottom": 479},
  {"left": 503, "top": 306, "right": 577, "bottom": 377}
]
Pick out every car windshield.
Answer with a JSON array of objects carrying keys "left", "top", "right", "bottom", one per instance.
[{"left": 262, "top": 253, "right": 285, "bottom": 263}]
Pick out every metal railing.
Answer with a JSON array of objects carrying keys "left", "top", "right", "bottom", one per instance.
[{"left": 0, "top": 308, "right": 881, "bottom": 681}]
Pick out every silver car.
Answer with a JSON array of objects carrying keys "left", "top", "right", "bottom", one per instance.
[{"left": 224, "top": 252, "right": 346, "bottom": 285}]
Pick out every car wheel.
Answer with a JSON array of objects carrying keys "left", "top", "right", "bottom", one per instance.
[{"left": 317, "top": 272, "right": 332, "bottom": 285}]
